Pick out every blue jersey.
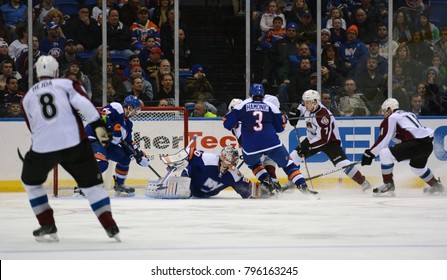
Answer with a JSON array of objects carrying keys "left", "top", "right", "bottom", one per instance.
[
  {"left": 85, "top": 102, "right": 133, "bottom": 146},
  {"left": 223, "top": 98, "right": 286, "bottom": 155},
  {"left": 181, "top": 149, "right": 251, "bottom": 198}
]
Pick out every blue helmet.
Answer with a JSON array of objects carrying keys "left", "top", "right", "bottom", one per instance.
[
  {"left": 250, "top": 83, "right": 265, "bottom": 98},
  {"left": 124, "top": 95, "right": 141, "bottom": 110}
]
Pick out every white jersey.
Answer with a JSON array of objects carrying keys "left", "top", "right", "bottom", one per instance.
[
  {"left": 22, "top": 78, "right": 100, "bottom": 153},
  {"left": 369, "top": 110, "right": 434, "bottom": 157}
]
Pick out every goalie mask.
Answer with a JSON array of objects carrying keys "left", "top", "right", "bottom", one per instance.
[{"left": 220, "top": 145, "right": 239, "bottom": 169}]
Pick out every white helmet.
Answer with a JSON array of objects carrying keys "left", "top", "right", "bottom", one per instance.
[
  {"left": 36, "top": 55, "right": 59, "bottom": 79},
  {"left": 228, "top": 98, "right": 243, "bottom": 111},
  {"left": 220, "top": 145, "right": 239, "bottom": 168},
  {"left": 381, "top": 98, "right": 399, "bottom": 112},
  {"left": 302, "top": 90, "right": 321, "bottom": 102}
]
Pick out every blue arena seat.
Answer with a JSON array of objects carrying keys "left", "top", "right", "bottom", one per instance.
[
  {"left": 110, "top": 53, "right": 129, "bottom": 69},
  {"left": 54, "top": 0, "right": 80, "bottom": 16}
]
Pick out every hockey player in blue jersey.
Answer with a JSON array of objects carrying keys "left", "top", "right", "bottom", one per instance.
[
  {"left": 84, "top": 95, "right": 151, "bottom": 197},
  {"left": 223, "top": 83, "right": 313, "bottom": 195},
  {"left": 181, "top": 145, "right": 254, "bottom": 198}
]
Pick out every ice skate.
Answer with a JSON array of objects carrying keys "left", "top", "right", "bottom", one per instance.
[
  {"left": 105, "top": 225, "right": 121, "bottom": 242},
  {"left": 423, "top": 178, "right": 444, "bottom": 194},
  {"left": 373, "top": 182, "right": 395, "bottom": 197},
  {"left": 73, "top": 187, "right": 85, "bottom": 197},
  {"left": 280, "top": 180, "right": 295, "bottom": 193},
  {"left": 33, "top": 224, "right": 59, "bottom": 242},
  {"left": 298, "top": 184, "right": 318, "bottom": 195},
  {"left": 361, "top": 180, "right": 372, "bottom": 192},
  {"left": 261, "top": 176, "right": 281, "bottom": 195},
  {"left": 114, "top": 183, "right": 135, "bottom": 197}
]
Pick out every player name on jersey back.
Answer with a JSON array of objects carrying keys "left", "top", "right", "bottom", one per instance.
[
  {"left": 32, "top": 80, "right": 53, "bottom": 91},
  {"left": 246, "top": 103, "right": 269, "bottom": 112}
]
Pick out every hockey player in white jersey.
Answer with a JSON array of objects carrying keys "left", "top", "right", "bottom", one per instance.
[
  {"left": 361, "top": 98, "right": 444, "bottom": 196},
  {"left": 20, "top": 55, "right": 120, "bottom": 242},
  {"left": 223, "top": 83, "right": 310, "bottom": 195},
  {"left": 288, "top": 90, "right": 371, "bottom": 191}
]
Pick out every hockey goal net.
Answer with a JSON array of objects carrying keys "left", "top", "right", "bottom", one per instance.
[{"left": 50, "top": 106, "right": 189, "bottom": 197}]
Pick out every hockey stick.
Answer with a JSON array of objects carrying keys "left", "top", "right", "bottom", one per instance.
[
  {"left": 17, "top": 148, "right": 24, "bottom": 162},
  {"left": 304, "top": 161, "right": 361, "bottom": 181},
  {"left": 293, "top": 126, "right": 317, "bottom": 194},
  {"left": 119, "top": 139, "right": 163, "bottom": 179},
  {"left": 157, "top": 135, "right": 198, "bottom": 189}
]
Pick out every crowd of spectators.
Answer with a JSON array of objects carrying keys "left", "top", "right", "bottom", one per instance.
[
  {"left": 1, "top": 0, "right": 447, "bottom": 118},
  {"left": 252, "top": 0, "right": 447, "bottom": 116}
]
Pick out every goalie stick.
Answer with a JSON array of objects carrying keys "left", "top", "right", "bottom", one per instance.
[
  {"left": 304, "top": 161, "right": 361, "bottom": 181},
  {"left": 119, "top": 139, "right": 162, "bottom": 179}
]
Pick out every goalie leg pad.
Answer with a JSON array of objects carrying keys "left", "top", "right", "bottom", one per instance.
[{"left": 145, "top": 176, "right": 192, "bottom": 199}]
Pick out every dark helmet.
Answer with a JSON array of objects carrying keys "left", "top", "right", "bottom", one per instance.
[{"left": 250, "top": 83, "right": 265, "bottom": 98}]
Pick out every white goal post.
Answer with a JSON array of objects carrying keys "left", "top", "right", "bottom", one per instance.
[{"left": 51, "top": 106, "right": 189, "bottom": 197}]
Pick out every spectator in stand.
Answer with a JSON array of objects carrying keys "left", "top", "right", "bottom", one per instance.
[
  {"left": 5, "top": 101, "right": 22, "bottom": 117},
  {"left": 376, "top": 23, "right": 398, "bottom": 60},
  {"left": 329, "top": 18, "right": 346, "bottom": 48},
  {"left": 8, "top": 23, "right": 28, "bottom": 61},
  {"left": 430, "top": 55, "right": 447, "bottom": 89},
  {"left": 433, "top": 27, "right": 447, "bottom": 63},
  {"left": 43, "top": 9, "right": 66, "bottom": 39},
  {"left": 391, "top": 78, "right": 411, "bottom": 112},
  {"left": 321, "top": 90, "right": 341, "bottom": 117},
  {"left": 259, "top": 1, "right": 286, "bottom": 35},
  {"left": 106, "top": 82, "right": 123, "bottom": 104},
  {"left": 296, "top": 9, "right": 316, "bottom": 44},
  {"left": 321, "top": 45, "right": 348, "bottom": 77},
  {"left": 64, "top": 5, "right": 102, "bottom": 56},
  {"left": 0, "top": 60, "right": 22, "bottom": 91},
  {"left": 0, "top": 41, "right": 13, "bottom": 66},
  {"left": 321, "top": 65, "right": 343, "bottom": 96},
  {"left": 141, "top": 46, "right": 162, "bottom": 78},
  {"left": 264, "top": 22, "right": 300, "bottom": 87},
  {"left": 393, "top": 44, "right": 419, "bottom": 81},
  {"left": 31, "top": 7, "right": 46, "bottom": 41},
  {"left": 190, "top": 100, "right": 218, "bottom": 118},
  {"left": 131, "top": 6, "right": 161, "bottom": 53},
  {"left": 16, "top": 36, "right": 43, "bottom": 87},
  {"left": 407, "top": 31, "right": 433, "bottom": 73},
  {"left": 410, "top": 93, "right": 425, "bottom": 116},
  {"left": 92, "top": 0, "right": 119, "bottom": 25},
  {"left": 158, "top": 98, "right": 169, "bottom": 107},
  {"left": 338, "top": 78, "right": 370, "bottom": 116},
  {"left": 286, "top": 0, "right": 308, "bottom": 26},
  {"left": 121, "top": 54, "right": 146, "bottom": 81},
  {"left": 177, "top": 28, "right": 193, "bottom": 70},
  {"left": 309, "top": 28, "right": 332, "bottom": 57},
  {"left": 338, "top": 24, "right": 368, "bottom": 78},
  {"left": 260, "top": 16, "right": 286, "bottom": 85},
  {"left": 123, "top": 64, "right": 153, "bottom": 103},
  {"left": 0, "top": 0, "right": 27, "bottom": 39},
  {"left": 355, "top": 39, "right": 387, "bottom": 78},
  {"left": 183, "top": 64, "right": 214, "bottom": 104},
  {"left": 82, "top": 45, "right": 111, "bottom": 106},
  {"left": 356, "top": 57, "right": 387, "bottom": 113},
  {"left": 137, "top": 35, "right": 157, "bottom": 65},
  {"left": 0, "top": 22, "right": 12, "bottom": 44},
  {"left": 416, "top": 81, "right": 442, "bottom": 116},
  {"left": 149, "top": 58, "right": 172, "bottom": 97},
  {"left": 348, "top": 7, "right": 376, "bottom": 44},
  {"left": 423, "top": 66, "right": 443, "bottom": 92},
  {"left": 392, "top": 60, "right": 416, "bottom": 97},
  {"left": 392, "top": 10, "right": 413, "bottom": 45},
  {"left": 250, "top": 0, "right": 270, "bottom": 48},
  {"left": 159, "top": 6, "right": 189, "bottom": 65},
  {"left": 39, "top": 21, "right": 66, "bottom": 59},
  {"left": 34, "top": 0, "right": 56, "bottom": 24},
  {"left": 1, "top": 77, "right": 24, "bottom": 116},
  {"left": 107, "top": 60, "right": 126, "bottom": 102},
  {"left": 63, "top": 60, "right": 93, "bottom": 99},
  {"left": 358, "top": 0, "right": 383, "bottom": 28},
  {"left": 107, "top": 7, "right": 134, "bottom": 59},
  {"left": 154, "top": 72, "right": 175, "bottom": 106},
  {"left": 119, "top": 0, "right": 142, "bottom": 27},
  {"left": 417, "top": 13, "right": 439, "bottom": 47},
  {"left": 126, "top": 77, "right": 152, "bottom": 106},
  {"left": 57, "top": 39, "right": 82, "bottom": 74},
  {"left": 151, "top": 0, "right": 171, "bottom": 28},
  {"left": 326, "top": 7, "right": 346, "bottom": 30}
]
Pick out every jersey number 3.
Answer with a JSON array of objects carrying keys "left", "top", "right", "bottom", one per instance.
[{"left": 253, "top": 111, "right": 263, "bottom": 131}]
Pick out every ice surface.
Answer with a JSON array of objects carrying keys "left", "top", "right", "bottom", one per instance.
[{"left": 1, "top": 188, "right": 447, "bottom": 260}]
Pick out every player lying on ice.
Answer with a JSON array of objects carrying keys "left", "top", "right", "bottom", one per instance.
[
  {"left": 145, "top": 145, "right": 274, "bottom": 199},
  {"left": 80, "top": 95, "right": 151, "bottom": 197}
]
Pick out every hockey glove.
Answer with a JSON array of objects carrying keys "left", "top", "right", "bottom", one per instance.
[
  {"left": 361, "top": 150, "right": 375, "bottom": 166},
  {"left": 135, "top": 150, "right": 150, "bottom": 167},
  {"left": 288, "top": 108, "right": 300, "bottom": 127},
  {"left": 89, "top": 118, "right": 110, "bottom": 147},
  {"left": 111, "top": 124, "right": 122, "bottom": 145},
  {"left": 296, "top": 138, "right": 311, "bottom": 158}
]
